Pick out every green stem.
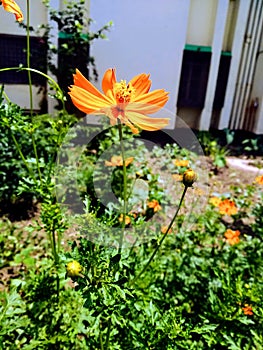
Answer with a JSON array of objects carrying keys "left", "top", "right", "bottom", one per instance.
[
  {"left": 10, "top": 131, "right": 37, "bottom": 183},
  {"left": 117, "top": 121, "right": 128, "bottom": 253},
  {"left": 99, "top": 331, "right": 104, "bottom": 350},
  {"left": 0, "top": 67, "right": 66, "bottom": 111},
  {"left": 2, "top": 91, "right": 11, "bottom": 103},
  {"left": 104, "top": 318, "right": 111, "bottom": 350},
  {"left": 26, "top": 0, "right": 33, "bottom": 115},
  {"left": 131, "top": 185, "right": 189, "bottom": 284}
]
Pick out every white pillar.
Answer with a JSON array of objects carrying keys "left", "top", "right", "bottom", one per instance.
[
  {"left": 218, "top": 0, "right": 251, "bottom": 129},
  {"left": 254, "top": 98, "right": 263, "bottom": 134},
  {"left": 199, "top": 0, "right": 229, "bottom": 130}
]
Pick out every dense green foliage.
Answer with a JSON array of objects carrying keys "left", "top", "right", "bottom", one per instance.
[{"left": 0, "top": 104, "right": 263, "bottom": 348}]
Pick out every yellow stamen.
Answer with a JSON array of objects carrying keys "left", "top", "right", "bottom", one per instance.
[{"left": 113, "top": 80, "right": 135, "bottom": 103}]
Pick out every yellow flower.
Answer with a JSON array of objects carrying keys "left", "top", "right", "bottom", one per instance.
[
  {"left": 255, "top": 175, "right": 263, "bottom": 185},
  {"left": 105, "top": 155, "right": 134, "bottom": 167},
  {"left": 118, "top": 214, "right": 131, "bottom": 225},
  {"left": 173, "top": 159, "right": 189, "bottom": 167},
  {"left": 68, "top": 69, "right": 169, "bottom": 133},
  {"left": 224, "top": 229, "right": 240, "bottom": 245},
  {"left": 66, "top": 260, "right": 82, "bottom": 278},
  {"left": 209, "top": 196, "right": 222, "bottom": 207},
  {"left": 147, "top": 199, "right": 162, "bottom": 212},
  {"left": 1, "top": 0, "right": 23, "bottom": 21},
  {"left": 219, "top": 199, "right": 238, "bottom": 216}
]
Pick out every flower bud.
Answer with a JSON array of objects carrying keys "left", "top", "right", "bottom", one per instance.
[
  {"left": 183, "top": 169, "right": 197, "bottom": 187},
  {"left": 66, "top": 260, "right": 82, "bottom": 278}
]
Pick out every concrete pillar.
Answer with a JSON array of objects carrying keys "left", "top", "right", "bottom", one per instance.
[
  {"left": 218, "top": 0, "right": 251, "bottom": 129},
  {"left": 199, "top": 0, "right": 229, "bottom": 130}
]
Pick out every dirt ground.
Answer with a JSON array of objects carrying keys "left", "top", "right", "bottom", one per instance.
[{"left": 1, "top": 155, "right": 262, "bottom": 292}]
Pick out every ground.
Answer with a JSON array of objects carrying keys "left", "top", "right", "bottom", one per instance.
[{"left": 1, "top": 154, "right": 262, "bottom": 292}]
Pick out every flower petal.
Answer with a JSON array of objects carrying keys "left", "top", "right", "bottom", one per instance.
[
  {"left": 73, "top": 69, "right": 114, "bottom": 103},
  {"left": 68, "top": 86, "right": 112, "bottom": 114},
  {"left": 133, "top": 88, "right": 169, "bottom": 106},
  {"left": 125, "top": 111, "right": 169, "bottom": 131},
  {"left": 102, "top": 68, "right": 116, "bottom": 95},
  {"left": 129, "top": 73, "right": 151, "bottom": 96},
  {"left": 2, "top": 0, "right": 23, "bottom": 21}
]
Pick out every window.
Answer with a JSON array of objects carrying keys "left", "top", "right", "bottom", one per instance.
[
  {"left": 0, "top": 34, "right": 47, "bottom": 85},
  {"left": 177, "top": 46, "right": 212, "bottom": 108}
]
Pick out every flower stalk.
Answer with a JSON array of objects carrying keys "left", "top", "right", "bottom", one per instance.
[
  {"left": 131, "top": 185, "right": 189, "bottom": 285},
  {"left": 117, "top": 120, "right": 128, "bottom": 253}
]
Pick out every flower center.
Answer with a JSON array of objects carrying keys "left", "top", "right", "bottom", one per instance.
[{"left": 113, "top": 80, "right": 135, "bottom": 103}]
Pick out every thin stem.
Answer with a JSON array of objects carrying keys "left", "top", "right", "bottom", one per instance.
[
  {"left": 104, "top": 318, "right": 112, "bottom": 350},
  {"left": 0, "top": 67, "right": 66, "bottom": 110},
  {"left": 117, "top": 121, "right": 128, "bottom": 253},
  {"left": 26, "top": 0, "right": 33, "bottom": 115},
  {"left": 99, "top": 331, "right": 104, "bottom": 350},
  {"left": 2, "top": 90, "right": 11, "bottom": 103},
  {"left": 10, "top": 131, "right": 37, "bottom": 183},
  {"left": 131, "top": 185, "right": 189, "bottom": 285}
]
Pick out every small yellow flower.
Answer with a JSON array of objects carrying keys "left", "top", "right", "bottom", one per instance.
[
  {"left": 118, "top": 214, "right": 131, "bottom": 225},
  {"left": 209, "top": 196, "right": 222, "bottom": 207},
  {"left": 66, "top": 260, "right": 82, "bottom": 278},
  {"left": 224, "top": 229, "right": 240, "bottom": 245},
  {"left": 105, "top": 155, "right": 134, "bottom": 167},
  {"left": 255, "top": 175, "right": 263, "bottom": 185},
  {"left": 147, "top": 199, "right": 162, "bottom": 212},
  {"left": 173, "top": 159, "right": 189, "bottom": 167},
  {"left": 182, "top": 169, "right": 197, "bottom": 187}
]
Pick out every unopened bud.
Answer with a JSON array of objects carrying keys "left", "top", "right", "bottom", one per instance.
[
  {"left": 66, "top": 260, "right": 82, "bottom": 278},
  {"left": 183, "top": 169, "right": 197, "bottom": 187}
]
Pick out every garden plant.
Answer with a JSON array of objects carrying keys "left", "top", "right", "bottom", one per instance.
[{"left": 0, "top": 1, "right": 263, "bottom": 350}]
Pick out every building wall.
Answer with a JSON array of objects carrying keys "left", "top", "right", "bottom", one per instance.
[
  {"left": 90, "top": 0, "right": 191, "bottom": 128},
  {"left": 1, "top": 0, "right": 262, "bottom": 133},
  {"left": 0, "top": 0, "right": 47, "bottom": 111}
]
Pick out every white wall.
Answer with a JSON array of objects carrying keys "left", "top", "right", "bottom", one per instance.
[
  {"left": 0, "top": 0, "right": 47, "bottom": 34},
  {"left": 0, "top": 0, "right": 47, "bottom": 110},
  {"left": 90, "top": 0, "right": 191, "bottom": 128},
  {"left": 186, "top": 0, "right": 218, "bottom": 46}
]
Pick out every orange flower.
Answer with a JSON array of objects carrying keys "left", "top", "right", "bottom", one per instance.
[
  {"left": 119, "top": 214, "right": 131, "bottom": 225},
  {"left": 209, "top": 196, "right": 222, "bottom": 207},
  {"left": 242, "top": 304, "right": 253, "bottom": 316},
  {"left": 147, "top": 199, "right": 162, "bottom": 212},
  {"left": 105, "top": 155, "right": 134, "bottom": 167},
  {"left": 1, "top": 0, "right": 23, "bottom": 21},
  {"left": 68, "top": 69, "right": 169, "bottom": 133},
  {"left": 224, "top": 229, "right": 240, "bottom": 245},
  {"left": 173, "top": 159, "right": 189, "bottom": 167},
  {"left": 218, "top": 199, "right": 238, "bottom": 216},
  {"left": 255, "top": 175, "right": 263, "bottom": 185},
  {"left": 193, "top": 187, "right": 205, "bottom": 196},
  {"left": 161, "top": 226, "right": 172, "bottom": 234},
  {"left": 172, "top": 174, "right": 183, "bottom": 182}
]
